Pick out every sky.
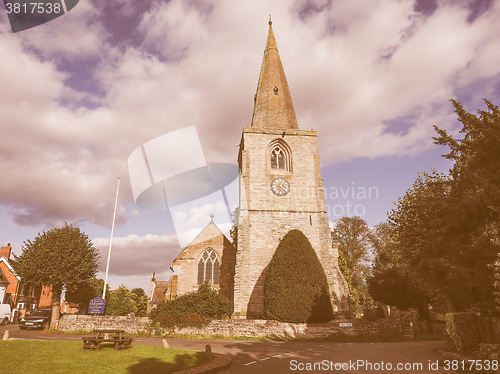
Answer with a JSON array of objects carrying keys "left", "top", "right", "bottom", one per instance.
[{"left": 1, "top": 0, "right": 499, "bottom": 293}]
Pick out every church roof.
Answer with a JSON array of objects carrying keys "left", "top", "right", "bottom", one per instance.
[
  {"left": 150, "top": 280, "right": 170, "bottom": 303},
  {"left": 251, "top": 19, "right": 299, "bottom": 130},
  {"left": 185, "top": 219, "right": 227, "bottom": 247}
]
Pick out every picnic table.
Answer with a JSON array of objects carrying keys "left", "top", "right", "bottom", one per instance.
[{"left": 82, "top": 329, "right": 133, "bottom": 351}]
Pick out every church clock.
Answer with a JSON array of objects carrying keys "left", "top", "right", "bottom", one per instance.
[
  {"left": 233, "top": 19, "right": 350, "bottom": 319},
  {"left": 270, "top": 177, "right": 290, "bottom": 196}
]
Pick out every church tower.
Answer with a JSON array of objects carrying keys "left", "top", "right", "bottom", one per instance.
[{"left": 233, "top": 20, "right": 349, "bottom": 319}]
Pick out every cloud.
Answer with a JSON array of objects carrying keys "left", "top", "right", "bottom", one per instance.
[
  {"left": 0, "top": 0, "right": 499, "bottom": 231},
  {"left": 92, "top": 233, "right": 181, "bottom": 276},
  {"left": 18, "top": 1, "right": 108, "bottom": 60}
]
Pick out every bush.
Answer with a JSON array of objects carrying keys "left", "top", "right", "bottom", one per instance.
[
  {"left": 479, "top": 344, "right": 500, "bottom": 361},
  {"left": 264, "top": 229, "right": 334, "bottom": 323},
  {"left": 149, "top": 283, "right": 232, "bottom": 330},
  {"left": 446, "top": 312, "right": 480, "bottom": 353}
]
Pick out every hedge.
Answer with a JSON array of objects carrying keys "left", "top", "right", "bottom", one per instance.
[
  {"left": 445, "top": 312, "right": 480, "bottom": 353},
  {"left": 149, "top": 283, "right": 232, "bottom": 330}
]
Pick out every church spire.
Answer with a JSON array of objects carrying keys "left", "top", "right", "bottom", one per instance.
[{"left": 251, "top": 18, "right": 299, "bottom": 130}]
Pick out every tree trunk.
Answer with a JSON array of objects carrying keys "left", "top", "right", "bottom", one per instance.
[
  {"left": 444, "top": 294, "right": 457, "bottom": 313},
  {"left": 50, "top": 284, "right": 62, "bottom": 329}
]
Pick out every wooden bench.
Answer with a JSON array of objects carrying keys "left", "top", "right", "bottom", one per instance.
[{"left": 82, "top": 329, "right": 133, "bottom": 351}]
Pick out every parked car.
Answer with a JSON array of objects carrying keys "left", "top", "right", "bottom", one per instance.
[
  {"left": 19, "top": 309, "right": 52, "bottom": 330},
  {"left": 0, "top": 304, "right": 12, "bottom": 325}
]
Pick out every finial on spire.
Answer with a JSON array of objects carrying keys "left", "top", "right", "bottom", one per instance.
[
  {"left": 269, "top": 14, "right": 272, "bottom": 26},
  {"left": 209, "top": 213, "right": 215, "bottom": 222}
]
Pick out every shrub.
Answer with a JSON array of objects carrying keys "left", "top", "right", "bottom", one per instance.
[
  {"left": 264, "top": 229, "right": 334, "bottom": 323},
  {"left": 478, "top": 343, "right": 500, "bottom": 360},
  {"left": 149, "top": 283, "right": 232, "bottom": 330},
  {"left": 446, "top": 312, "right": 480, "bottom": 353}
]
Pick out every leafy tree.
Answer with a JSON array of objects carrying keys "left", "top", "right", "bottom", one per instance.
[
  {"left": 368, "top": 223, "right": 429, "bottom": 319},
  {"left": 65, "top": 278, "right": 109, "bottom": 314},
  {"left": 264, "top": 229, "right": 333, "bottom": 323},
  {"left": 229, "top": 208, "right": 239, "bottom": 246},
  {"left": 12, "top": 224, "right": 99, "bottom": 326},
  {"left": 435, "top": 99, "right": 499, "bottom": 313},
  {"left": 332, "top": 217, "right": 374, "bottom": 316},
  {"left": 105, "top": 286, "right": 137, "bottom": 316},
  {"left": 131, "top": 288, "right": 148, "bottom": 316},
  {"left": 388, "top": 170, "right": 468, "bottom": 312},
  {"left": 386, "top": 99, "right": 500, "bottom": 314}
]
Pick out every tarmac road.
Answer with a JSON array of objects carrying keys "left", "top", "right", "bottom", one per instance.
[{"left": 1, "top": 325, "right": 457, "bottom": 373}]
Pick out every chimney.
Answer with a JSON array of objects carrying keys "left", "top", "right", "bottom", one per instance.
[{"left": 0, "top": 243, "right": 12, "bottom": 260}]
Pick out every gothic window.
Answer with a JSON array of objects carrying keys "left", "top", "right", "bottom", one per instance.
[
  {"left": 269, "top": 139, "right": 292, "bottom": 172},
  {"left": 197, "top": 248, "right": 220, "bottom": 285}
]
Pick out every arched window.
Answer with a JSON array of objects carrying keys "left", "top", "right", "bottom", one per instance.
[
  {"left": 197, "top": 248, "right": 220, "bottom": 285},
  {"left": 269, "top": 139, "right": 292, "bottom": 172}
]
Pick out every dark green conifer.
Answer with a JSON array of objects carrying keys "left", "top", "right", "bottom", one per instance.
[{"left": 264, "top": 229, "right": 334, "bottom": 322}]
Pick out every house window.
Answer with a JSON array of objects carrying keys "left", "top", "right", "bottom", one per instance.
[
  {"left": 197, "top": 249, "right": 220, "bottom": 285},
  {"left": 269, "top": 139, "right": 292, "bottom": 172}
]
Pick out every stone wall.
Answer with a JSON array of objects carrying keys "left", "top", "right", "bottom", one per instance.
[
  {"left": 58, "top": 315, "right": 405, "bottom": 339},
  {"left": 58, "top": 314, "right": 149, "bottom": 333},
  {"left": 170, "top": 319, "right": 404, "bottom": 339}
]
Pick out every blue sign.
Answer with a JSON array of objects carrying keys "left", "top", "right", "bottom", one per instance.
[{"left": 88, "top": 297, "right": 105, "bottom": 315}]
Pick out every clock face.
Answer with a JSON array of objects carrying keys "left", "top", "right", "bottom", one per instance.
[{"left": 270, "top": 177, "right": 290, "bottom": 196}]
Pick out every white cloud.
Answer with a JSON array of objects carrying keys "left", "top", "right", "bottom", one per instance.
[
  {"left": 17, "top": 1, "right": 107, "bottom": 60},
  {"left": 1, "top": 0, "right": 499, "bottom": 232},
  {"left": 92, "top": 233, "right": 181, "bottom": 276}
]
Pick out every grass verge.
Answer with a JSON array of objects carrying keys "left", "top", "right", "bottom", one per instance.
[{"left": 0, "top": 340, "right": 209, "bottom": 374}]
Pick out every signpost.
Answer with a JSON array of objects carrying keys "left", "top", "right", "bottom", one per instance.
[{"left": 88, "top": 297, "right": 105, "bottom": 315}]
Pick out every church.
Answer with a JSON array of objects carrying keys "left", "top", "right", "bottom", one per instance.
[{"left": 148, "top": 20, "right": 349, "bottom": 318}]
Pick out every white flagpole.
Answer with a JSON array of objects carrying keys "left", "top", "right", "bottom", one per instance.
[{"left": 102, "top": 178, "right": 120, "bottom": 300}]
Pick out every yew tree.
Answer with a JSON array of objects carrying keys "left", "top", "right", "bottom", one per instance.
[
  {"left": 13, "top": 224, "right": 99, "bottom": 325},
  {"left": 386, "top": 99, "right": 500, "bottom": 313},
  {"left": 264, "top": 229, "right": 334, "bottom": 323}
]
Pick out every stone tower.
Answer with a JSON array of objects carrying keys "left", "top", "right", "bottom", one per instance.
[{"left": 233, "top": 20, "right": 349, "bottom": 319}]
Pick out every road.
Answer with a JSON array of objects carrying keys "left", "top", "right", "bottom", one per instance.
[{"left": 1, "top": 325, "right": 457, "bottom": 373}]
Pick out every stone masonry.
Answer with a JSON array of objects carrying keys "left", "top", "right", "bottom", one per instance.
[{"left": 233, "top": 21, "right": 349, "bottom": 318}]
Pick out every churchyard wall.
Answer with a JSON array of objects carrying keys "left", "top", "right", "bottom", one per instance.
[
  {"left": 58, "top": 314, "right": 149, "bottom": 333},
  {"left": 58, "top": 315, "right": 406, "bottom": 339}
]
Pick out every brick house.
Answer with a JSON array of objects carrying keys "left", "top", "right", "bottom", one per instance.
[
  {"left": 0, "top": 243, "right": 41, "bottom": 314},
  {"left": 0, "top": 243, "right": 78, "bottom": 316}
]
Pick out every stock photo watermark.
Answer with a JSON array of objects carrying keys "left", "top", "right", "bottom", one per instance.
[{"left": 326, "top": 182, "right": 379, "bottom": 218}]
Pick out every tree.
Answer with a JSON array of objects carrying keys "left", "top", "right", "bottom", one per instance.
[
  {"left": 65, "top": 277, "right": 108, "bottom": 314},
  {"left": 229, "top": 208, "right": 239, "bottom": 246},
  {"left": 105, "top": 286, "right": 137, "bottom": 316},
  {"left": 12, "top": 224, "right": 99, "bottom": 327},
  {"left": 264, "top": 229, "right": 334, "bottom": 323},
  {"left": 368, "top": 223, "right": 429, "bottom": 319},
  {"left": 385, "top": 99, "right": 500, "bottom": 314},
  {"left": 435, "top": 99, "right": 499, "bottom": 313},
  {"left": 332, "top": 217, "right": 374, "bottom": 316},
  {"left": 131, "top": 288, "right": 148, "bottom": 316},
  {"left": 388, "top": 170, "right": 470, "bottom": 312}
]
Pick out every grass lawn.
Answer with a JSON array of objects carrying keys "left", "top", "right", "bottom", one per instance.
[{"left": 0, "top": 340, "right": 209, "bottom": 374}]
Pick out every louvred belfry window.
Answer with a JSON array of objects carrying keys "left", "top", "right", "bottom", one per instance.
[{"left": 197, "top": 248, "right": 220, "bottom": 285}]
